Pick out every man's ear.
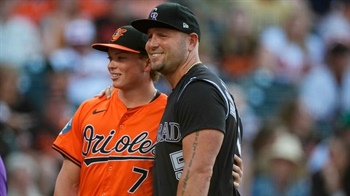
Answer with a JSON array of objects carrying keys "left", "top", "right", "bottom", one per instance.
[
  {"left": 144, "top": 58, "right": 152, "bottom": 72},
  {"left": 188, "top": 33, "right": 199, "bottom": 51}
]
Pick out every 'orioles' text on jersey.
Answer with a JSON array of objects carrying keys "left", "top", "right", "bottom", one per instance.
[
  {"left": 53, "top": 89, "right": 167, "bottom": 196},
  {"left": 153, "top": 64, "right": 242, "bottom": 196}
]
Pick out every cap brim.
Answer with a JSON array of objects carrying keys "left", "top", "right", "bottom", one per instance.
[
  {"left": 131, "top": 19, "right": 179, "bottom": 34},
  {"left": 91, "top": 43, "right": 140, "bottom": 53}
]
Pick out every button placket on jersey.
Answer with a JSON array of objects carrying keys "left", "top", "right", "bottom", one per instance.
[{"left": 119, "top": 112, "right": 130, "bottom": 130}]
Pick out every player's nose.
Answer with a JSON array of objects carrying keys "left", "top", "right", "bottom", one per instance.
[{"left": 108, "top": 61, "right": 118, "bottom": 70}]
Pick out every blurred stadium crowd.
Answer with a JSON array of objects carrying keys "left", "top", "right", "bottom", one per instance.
[{"left": 0, "top": 0, "right": 349, "bottom": 195}]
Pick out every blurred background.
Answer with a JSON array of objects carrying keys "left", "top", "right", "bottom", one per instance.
[{"left": 0, "top": 0, "right": 349, "bottom": 195}]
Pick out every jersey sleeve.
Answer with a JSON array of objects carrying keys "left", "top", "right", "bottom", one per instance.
[
  {"left": 52, "top": 101, "right": 87, "bottom": 167},
  {"left": 176, "top": 80, "right": 227, "bottom": 138}
]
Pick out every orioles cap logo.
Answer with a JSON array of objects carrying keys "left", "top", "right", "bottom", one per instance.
[{"left": 110, "top": 28, "right": 127, "bottom": 42}]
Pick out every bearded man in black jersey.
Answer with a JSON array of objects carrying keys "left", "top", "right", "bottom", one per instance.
[{"left": 131, "top": 2, "right": 243, "bottom": 196}]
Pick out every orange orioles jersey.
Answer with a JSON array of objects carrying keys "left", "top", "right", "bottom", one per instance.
[{"left": 53, "top": 89, "right": 167, "bottom": 195}]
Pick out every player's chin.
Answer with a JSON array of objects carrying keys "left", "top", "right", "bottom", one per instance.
[
  {"left": 111, "top": 81, "right": 122, "bottom": 89},
  {"left": 151, "top": 63, "right": 164, "bottom": 73}
]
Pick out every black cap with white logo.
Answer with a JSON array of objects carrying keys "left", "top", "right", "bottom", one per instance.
[{"left": 131, "top": 2, "right": 201, "bottom": 41}]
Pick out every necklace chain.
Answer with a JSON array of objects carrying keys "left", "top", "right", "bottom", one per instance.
[
  {"left": 185, "top": 61, "right": 202, "bottom": 74},
  {"left": 149, "top": 89, "right": 158, "bottom": 103}
]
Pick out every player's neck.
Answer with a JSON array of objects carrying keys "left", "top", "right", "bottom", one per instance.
[
  {"left": 118, "top": 84, "right": 157, "bottom": 109},
  {"left": 165, "top": 58, "right": 201, "bottom": 89}
]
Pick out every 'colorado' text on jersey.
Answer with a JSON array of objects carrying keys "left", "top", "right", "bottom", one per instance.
[
  {"left": 53, "top": 89, "right": 167, "bottom": 196},
  {"left": 153, "top": 64, "right": 242, "bottom": 196}
]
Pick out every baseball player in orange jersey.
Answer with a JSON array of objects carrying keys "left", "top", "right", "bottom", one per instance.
[{"left": 53, "top": 25, "right": 167, "bottom": 195}]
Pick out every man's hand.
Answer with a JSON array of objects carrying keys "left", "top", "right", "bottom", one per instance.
[
  {"left": 233, "top": 155, "right": 243, "bottom": 188},
  {"left": 95, "top": 85, "right": 114, "bottom": 99}
]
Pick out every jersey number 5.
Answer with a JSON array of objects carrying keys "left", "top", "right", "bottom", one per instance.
[
  {"left": 169, "top": 150, "right": 184, "bottom": 180},
  {"left": 128, "top": 167, "right": 149, "bottom": 193}
]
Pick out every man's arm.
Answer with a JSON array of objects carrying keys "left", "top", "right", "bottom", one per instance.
[
  {"left": 177, "top": 129, "right": 224, "bottom": 196},
  {"left": 54, "top": 158, "right": 80, "bottom": 196}
]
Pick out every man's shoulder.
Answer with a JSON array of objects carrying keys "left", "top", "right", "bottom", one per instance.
[
  {"left": 80, "top": 96, "right": 107, "bottom": 107},
  {"left": 191, "top": 64, "right": 223, "bottom": 83},
  {"left": 76, "top": 94, "right": 113, "bottom": 115}
]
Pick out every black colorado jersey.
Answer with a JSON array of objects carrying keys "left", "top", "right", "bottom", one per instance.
[{"left": 153, "top": 64, "right": 242, "bottom": 196}]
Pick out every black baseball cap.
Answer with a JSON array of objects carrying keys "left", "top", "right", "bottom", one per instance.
[
  {"left": 131, "top": 2, "right": 201, "bottom": 41},
  {"left": 91, "top": 25, "right": 147, "bottom": 54}
]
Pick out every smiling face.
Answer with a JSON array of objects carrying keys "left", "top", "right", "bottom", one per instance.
[
  {"left": 145, "top": 28, "right": 189, "bottom": 75},
  {"left": 107, "top": 48, "right": 149, "bottom": 90}
]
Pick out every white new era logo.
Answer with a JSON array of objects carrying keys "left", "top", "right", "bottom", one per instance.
[{"left": 183, "top": 22, "right": 189, "bottom": 28}]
